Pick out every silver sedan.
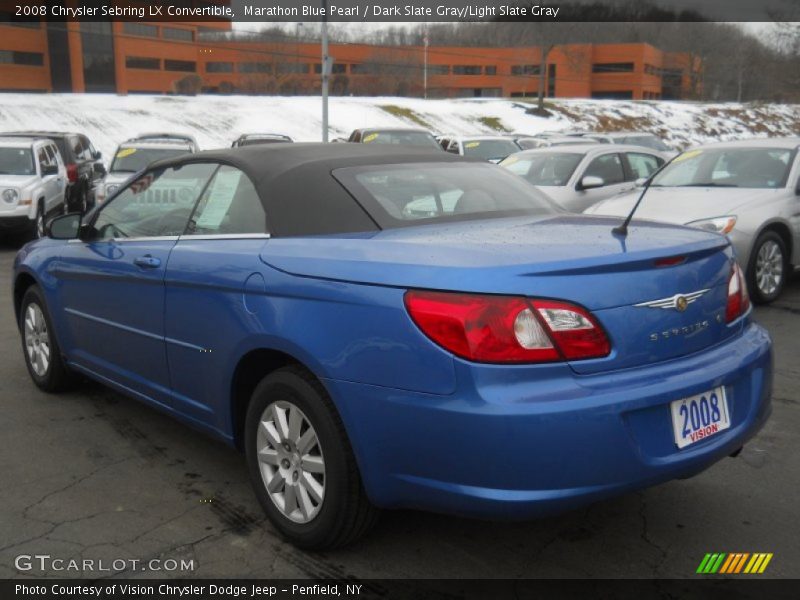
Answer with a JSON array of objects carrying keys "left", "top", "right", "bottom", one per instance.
[
  {"left": 500, "top": 144, "right": 666, "bottom": 213},
  {"left": 585, "top": 137, "right": 800, "bottom": 303}
]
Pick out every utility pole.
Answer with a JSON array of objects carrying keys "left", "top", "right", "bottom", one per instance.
[
  {"left": 423, "top": 26, "right": 429, "bottom": 99},
  {"left": 321, "top": 0, "right": 329, "bottom": 142}
]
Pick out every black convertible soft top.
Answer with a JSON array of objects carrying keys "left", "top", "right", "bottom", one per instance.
[{"left": 149, "top": 143, "right": 473, "bottom": 237}]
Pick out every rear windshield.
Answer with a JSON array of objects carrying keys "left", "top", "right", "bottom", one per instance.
[
  {"left": 333, "top": 162, "right": 558, "bottom": 229},
  {"left": 462, "top": 139, "right": 520, "bottom": 160},
  {"left": 361, "top": 131, "right": 440, "bottom": 148},
  {"left": 239, "top": 137, "right": 291, "bottom": 146},
  {"left": 0, "top": 147, "right": 35, "bottom": 175},
  {"left": 110, "top": 147, "right": 191, "bottom": 173},
  {"left": 500, "top": 152, "right": 584, "bottom": 186}
]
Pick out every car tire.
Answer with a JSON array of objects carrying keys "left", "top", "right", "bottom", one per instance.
[
  {"left": 34, "top": 201, "right": 45, "bottom": 239},
  {"left": 19, "top": 285, "right": 76, "bottom": 392},
  {"left": 245, "top": 365, "right": 379, "bottom": 550},
  {"left": 747, "top": 231, "right": 787, "bottom": 304}
]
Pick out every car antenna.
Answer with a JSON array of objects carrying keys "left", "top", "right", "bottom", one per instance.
[{"left": 613, "top": 153, "right": 677, "bottom": 237}]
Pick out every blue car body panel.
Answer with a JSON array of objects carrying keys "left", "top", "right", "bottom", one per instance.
[{"left": 13, "top": 211, "right": 773, "bottom": 518}]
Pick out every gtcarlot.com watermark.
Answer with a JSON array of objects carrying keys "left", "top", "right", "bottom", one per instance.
[{"left": 14, "top": 554, "right": 195, "bottom": 574}]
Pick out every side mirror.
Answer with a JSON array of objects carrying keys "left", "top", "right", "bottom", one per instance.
[
  {"left": 47, "top": 213, "right": 81, "bottom": 239},
  {"left": 578, "top": 175, "right": 604, "bottom": 191},
  {"left": 94, "top": 163, "right": 107, "bottom": 176},
  {"left": 93, "top": 150, "right": 102, "bottom": 160},
  {"left": 42, "top": 164, "right": 59, "bottom": 176}
]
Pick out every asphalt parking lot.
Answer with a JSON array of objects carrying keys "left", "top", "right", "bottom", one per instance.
[{"left": 1, "top": 242, "right": 798, "bottom": 581}]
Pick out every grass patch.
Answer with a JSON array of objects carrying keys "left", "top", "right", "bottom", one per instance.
[
  {"left": 476, "top": 116, "right": 511, "bottom": 132},
  {"left": 379, "top": 105, "right": 432, "bottom": 129}
]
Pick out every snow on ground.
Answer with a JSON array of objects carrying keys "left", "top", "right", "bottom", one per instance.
[{"left": 0, "top": 93, "right": 798, "bottom": 165}]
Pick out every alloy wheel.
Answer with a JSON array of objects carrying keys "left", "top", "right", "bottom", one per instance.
[
  {"left": 256, "top": 400, "right": 325, "bottom": 524},
  {"left": 24, "top": 303, "right": 51, "bottom": 377},
  {"left": 755, "top": 240, "right": 783, "bottom": 297}
]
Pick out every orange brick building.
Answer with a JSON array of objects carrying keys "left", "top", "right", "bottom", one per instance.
[{"left": 0, "top": 18, "right": 701, "bottom": 100}]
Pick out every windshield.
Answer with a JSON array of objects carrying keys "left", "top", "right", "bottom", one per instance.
[
  {"left": 110, "top": 147, "right": 191, "bottom": 173},
  {"left": 500, "top": 152, "right": 584, "bottom": 186},
  {"left": 462, "top": 139, "right": 520, "bottom": 160},
  {"left": 334, "top": 162, "right": 558, "bottom": 229},
  {"left": 362, "top": 131, "right": 440, "bottom": 148},
  {"left": 0, "top": 147, "right": 35, "bottom": 175},
  {"left": 622, "top": 135, "right": 670, "bottom": 152},
  {"left": 652, "top": 147, "right": 795, "bottom": 189}
]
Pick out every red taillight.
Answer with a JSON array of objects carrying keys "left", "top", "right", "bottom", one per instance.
[
  {"left": 66, "top": 164, "right": 78, "bottom": 183},
  {"left": 726, "top": 263, "right": 750, "bottom": 323},
  {"left": 404, "top": 291, "right": 610, "bottom": 364}
]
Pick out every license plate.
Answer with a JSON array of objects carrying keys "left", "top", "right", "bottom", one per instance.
[{"left": 670, "top": 387, "right": 730, "bottom": 449}]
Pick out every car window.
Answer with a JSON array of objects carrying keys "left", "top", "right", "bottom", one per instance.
[
  {"left": 584, "top": 153, "right": 625, "bottom": 185},
  {"left": 70, "top": 136, "right": 84, "bottom": 161},
  {"left": 626, "top": 152, "right": 663, "bottom": 180},
  {"left": 461, "top": 139, "right": 520, "bottom": 161},
  {"left": 334, "top": 162, "right": 558, "bottom": 229},
  {"left": 37, "top": 147, "right": 49, "bottom": 173},
  {"left": 186, "top": 165, "right": 268, "bottom": 235},
  {"left": 92, "top": 163, "right": 218, "bottom": 240},
  {"left": 500, "top": 152, "right": 583, "bottom": 186},
  {"left": 80, "top": 135, "right": 96, "bottom": 160},
  {"left": 110, "top": 146, "right": 191, "bottom": 173},
  {"left": 622, "top": 135, "right": 670, "bottom": 152},
  {"left": 44, "top": 144, "right": 58, "bottom": 164}
]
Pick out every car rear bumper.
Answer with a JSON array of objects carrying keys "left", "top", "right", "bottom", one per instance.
[{"left": 325, "top": 320, "right": 772, "bottom": 518}]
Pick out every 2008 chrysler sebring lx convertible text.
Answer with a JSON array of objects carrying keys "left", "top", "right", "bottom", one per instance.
[{"left": 13, "top": 144, "right": 772, "bottom": 549}]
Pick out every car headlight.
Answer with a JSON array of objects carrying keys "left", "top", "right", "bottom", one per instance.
[
  {"left": 2, "top": 188, "right": 18, "bottom": 203},
  {"left": 686, "top": 216, "right": 737, "bottom": 234}
]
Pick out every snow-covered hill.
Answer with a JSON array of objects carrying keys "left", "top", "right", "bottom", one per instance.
[{"left": 0, "top": 93, "right": 798, "bottom": 163}]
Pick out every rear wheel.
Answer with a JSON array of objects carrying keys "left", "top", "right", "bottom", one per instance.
[
  {"left": 19, "top": 285, "right": 75, "bottom": 392},
  {"left": 747, "top": 231, "right": 787, "bottom": 304},
  {"left": 245, "top": 366, "right": 378, "bottom": 549}
]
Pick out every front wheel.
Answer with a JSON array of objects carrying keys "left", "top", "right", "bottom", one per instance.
[
  {"left": 245, "top": 366, "right": 379, "bottom": 549},
  {"left": 19, "top": 285, "right": 75, "bottom": 392},
  {"left": 747, "top": 232, "right": 787, "bottom": 304}
]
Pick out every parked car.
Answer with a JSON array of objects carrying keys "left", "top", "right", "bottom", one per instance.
[
  {"left": 15, "top": 144, "right": 771, "bottom": 550},
  {"left": 232, "top": 133, "right": 293, "bottom": 147},
  {"left": 441, "top": 135, "right": 522, "bottom": 162},
  {"left": 500, "top": 144, "right": 665, "bottom": 212},
  {"left": 348, "top": 128, "right": 441, "bottom": 149},
  {"left": 95, "top": 134, "right": 198, "bottom": 205},
  {"left": 3, "top": 131, "right": 104, "bottom": 212},
  {"left": 585, "top": 138, "right": 800, "bottom": 303},
  {"left": 514, "top": 135, "right": 598, "bottom": 150},
  {"left": 0, "top": 136, "right": 67, "bottom": 239},
  {"left": 574, "top": 131, "right": 676, "bottom": 157}
]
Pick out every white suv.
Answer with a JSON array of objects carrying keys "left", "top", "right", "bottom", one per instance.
[
  {"left": 0, "top": 136, "right": 67, "bottom": 239},
  {"left": 95, "top": 133, "right": 198, "bottom": 205}
]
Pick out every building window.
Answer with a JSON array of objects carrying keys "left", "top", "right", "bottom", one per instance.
[
  {"left": 592, "top": 62, "right": 635, "bottom": 74},
  {"left": 277, "top": 63, "right": 310, "bottom": 75},
  {"left": 0, "top": 50, "right": 44, "bottom": 66},
  {"left": 428, "top": 64, "right": 449, "bottom": 75},
  {"left": 644, "top": 64, "right": 661, "bottom": 76},
  {"left": 591, "top": 90, "right": 634, "bottom": 100},
  {"left": 313, "top": 63, "right": 347, "bottom": 74},
  {"left": 547, "top": 64, "right": 556, "bottom": 97},
  {"left": 126, "top": 56, "right": 161, "bottom": 70},
  {"left": 165, "top": 59, "right": 196, "bottom": 72},
  {"left": 485, "top": 66, "right": 497, "bottom": 75},
  {"left": 123, "top": 22, "right": 159, "bottom": 38},
  {"left": 452, "top": 65, "right": 482, "bottom": 75},
  {"left": 511, "top": 65, "right": 540, "bottom": 76},
  {"left": 206, "top": 61, "right": 233, "bottom": 73},
  {"left": 163, "top": 27, "right": 194, "bottom": 42},
  {"left": 80, "top": 22, "right": 116, "bottom": 92},
  {"left": 350, "top": 63, "right": 375, "bottom": 75},
  {"left": 238, "top": 62, "right": 272, "bottom": 73}
]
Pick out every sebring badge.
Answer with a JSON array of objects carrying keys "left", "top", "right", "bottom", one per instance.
[{"left": 635, "top": 289, "right": 709, "bottom": 312}]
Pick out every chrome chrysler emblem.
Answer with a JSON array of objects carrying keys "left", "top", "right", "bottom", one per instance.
[{"left": 635, "top": 289, "right": 709, "bottom": 311}]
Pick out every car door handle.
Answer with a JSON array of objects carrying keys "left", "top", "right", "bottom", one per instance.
[{"left": 133, "top": 255, "right": 161, "bottom": 269}]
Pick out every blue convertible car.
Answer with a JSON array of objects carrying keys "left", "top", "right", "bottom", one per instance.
[{"left": 13, "top": 144, "right": 772, "bottom": 549}]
